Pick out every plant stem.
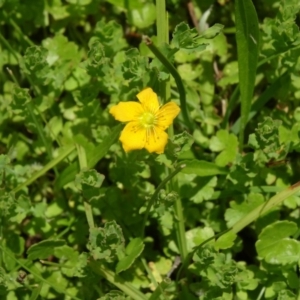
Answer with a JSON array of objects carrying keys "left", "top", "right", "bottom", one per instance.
[
  {"left": 89, "top": 261, "right": 148, "bottom": 300},
  {"left": 154, "top": 0, "right": 189, "bottom": 263},
  {"left": 76, "top": 144, "right": 95, "bottom": 229},
  {"left": 3, "top": 10, "right": 35, "bottom": 46},
  {"left": 140, "top": 164, "right": 186, "bottom": 238}
]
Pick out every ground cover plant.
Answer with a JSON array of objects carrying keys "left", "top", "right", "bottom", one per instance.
[{"left": 1, "top": 0, "right": 300, "bottom": 299}]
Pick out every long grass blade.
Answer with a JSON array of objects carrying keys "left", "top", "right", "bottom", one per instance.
[{"left": 235, "top": 0, "right": 259, "bottom": 149}]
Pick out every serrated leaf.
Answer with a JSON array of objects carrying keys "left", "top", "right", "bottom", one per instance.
[
  {"left": 88, "top": 221, "right": 125, "bottom": 262},
  {"left": 12, "top": 86, "right": 31, "bottom": 113},
  {"left": 180, "top": 160, "right": 227, "bottom": 176},
  {"left": 116, "top": 238, "right": 144, "bottom": 273},
  {"left": 172, "top": 22, "right": 223, "bottom": 53},
  {"left": 256, "top": 221, "right": 300, "bottom": 265},
  {"left": 172, "top": 23, "right": 203, "bottom": 51},
  {"left": 94, "top": 19, "right": 127, "bottom": 55},
  {"left": 74, "top": 169, "right": 105, "bottom": 201}
]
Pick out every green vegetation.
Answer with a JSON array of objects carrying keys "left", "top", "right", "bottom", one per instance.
[{"left": 1, "top": 0, "right": 300, "bottom": 299}]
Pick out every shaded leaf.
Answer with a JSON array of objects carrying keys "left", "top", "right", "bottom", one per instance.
[
  {"left": 116, "top": 238, "right": 144, "bottom": 273},
  {"left": 27, "top": 240, "right": 65, "bottom": 260},
  {"left": 180, "top": 160, "right": 227, "bottom": 176}
]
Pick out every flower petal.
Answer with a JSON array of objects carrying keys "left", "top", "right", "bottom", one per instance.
[
  {"left": 110, "top": 102, "right": 143, "bottom": 122},
  {"left": 156, "top": 101, "right": 180, "bottom": 130},
  {"left": 136, "top": 88, "right": 160, "bottom": 114},
  {"left": 144, "top": 127, "right": 168, "bottom": 154},
  {"left": 119, "top": 121, "right": 146, "bottom": 152}
]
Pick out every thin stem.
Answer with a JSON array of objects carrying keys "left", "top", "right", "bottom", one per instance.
[
  {"left": 153, "top": 1, "right": 188, "bottom": 266},
  {"left": 88, "top": 261, "right": 148, "bottom": 300},
  {"left": 3, "top": 10, "right": 35, "bottom": 46},
  {"left": 140, "top": 164, "right": 186, "bottom": 238},
  {"left": 172, "top": 179, "right": 188, "bottom": 260},
  {"left": 0, "top": 32, "right": 20, "bottom": 62},
  {"left": 257, "top": 44, "right": 300, "bottom": 68},
  {"left": 76, "top": 144, "right": 95, "bottom": 229},
  {"left": 256, "top": 287, "right": 266, "bottom": 300}
]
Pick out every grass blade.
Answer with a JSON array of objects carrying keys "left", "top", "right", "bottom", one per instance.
[{"left": 235, "top": 0, "right": 259, "bottom": 148}]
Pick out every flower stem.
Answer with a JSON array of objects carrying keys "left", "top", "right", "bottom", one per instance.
[
  {"left": 140, "top": 164, "right": 186, "bottom": 238},
  {"left": 76, "top": 144, "right": 95, "bottom": 229},
  {"left": 154, "top": 0, "right": 189, "bottom": 263}
]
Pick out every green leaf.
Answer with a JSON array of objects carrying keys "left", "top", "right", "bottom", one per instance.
[
  {"left": 0, "top": 154, "right": 11, "bottom": 175},
  {"left": 235, "top": 0, "right": 259, "bottom": 145},
  {"left": 248, "top": 117, "right": 283, "bottom": 165},
  {"left": 5, "top": 233, "right": 25, "bottom": 256},
  {"left": 88, "top": 221, "right": 125, "bottom": 262},
  {"left": 93, "top": 19, "right": 127, "bottom": 55},
  {"left": 22, "top": 46, "right": 49, "bottom": 75},
  {"left": 172, "top": 22, "right": 223, "bottom": 53},
  {"left": 202, "top": 23, "right": 224, "bottom": 39},
  {"left": 185, "top": 227, "right": 214, "bottom": 252},
  {"left": 129, "top": 3, "right": 156, "bottom": 29},
  {"left": 256, "top": 221, "right": 300, "bottom": 265},
  {"left": 225, "top": 193, "right": 264, "bottom": 228},
  {"left": 12, "top": 86, "right": 31, "bottom": 114},
  {"left": 74, "top": 169, "right": 105, "bottom": 201},
  {"left": 190, "top": 177, "right": 217, "bottom": 203},
  {"left": 215, "top": 231, "right": 237, "bottom": 250},
  {"left": 27, "top": 240, "right": 65, "bottom": 260},
  {"left": 209, "top": 130, "right": 238, "bottom": 167},
  {"left": 116, "top": 238, "right": 144, "bottom": 274},
  {"left": 99, "top": 290, "right": 126, "bottom": 300},
  {"left": 180, "top": 160, "right": 227, "bottom": 176}
]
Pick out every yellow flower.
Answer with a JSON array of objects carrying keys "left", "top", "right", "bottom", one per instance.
[{"left": 109, "top": 88, "right": 180, "bottom": 154}]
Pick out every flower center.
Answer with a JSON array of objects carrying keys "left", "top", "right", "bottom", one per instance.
[{"left": 139, "top": 112, "right": 156, "bottom": 128}]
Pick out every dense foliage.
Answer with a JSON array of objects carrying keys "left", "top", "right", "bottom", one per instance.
[{"left": 1, "top": 0, "right": 300, "bottom": 299}]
